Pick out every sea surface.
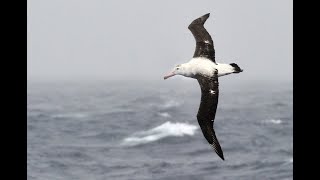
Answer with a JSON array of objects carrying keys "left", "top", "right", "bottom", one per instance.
[{"left": 27, "top": 80, "right": 293, "bottom": 180}]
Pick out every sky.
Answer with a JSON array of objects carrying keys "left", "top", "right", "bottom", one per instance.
[{"left": 27, "top": 0, "right": 292, "bottom": 83}]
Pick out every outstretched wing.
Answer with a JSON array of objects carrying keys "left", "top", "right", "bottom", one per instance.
[
  {"left": 188, "top": 13, "right": 215, "bottom": 63},
  {"left": 196, "top": 70, "right": 224, "bottom": 160}
]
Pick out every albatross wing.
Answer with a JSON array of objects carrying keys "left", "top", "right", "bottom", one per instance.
[
  {"left": 188, "top": 13, "right": 216, "bottom": 63},
  {"left": 196, "top": 69, "right": 224, "bottom": 160}
]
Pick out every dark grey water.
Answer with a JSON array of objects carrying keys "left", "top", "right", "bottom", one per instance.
[{"left": 27, "top": 80, "right": 292, "bottom": 180}]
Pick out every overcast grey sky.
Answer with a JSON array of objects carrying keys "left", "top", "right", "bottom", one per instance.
[{"left": 27, "top": 0, "right": 292, "bottom": 83}]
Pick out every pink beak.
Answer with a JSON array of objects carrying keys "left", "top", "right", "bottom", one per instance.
[{"left": 164, "top": 71, "right": 176, "bottom": 80}]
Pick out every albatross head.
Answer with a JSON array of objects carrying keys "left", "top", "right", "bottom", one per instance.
[{"left": 163, "top": 64, "right": 192, "bottom": 80}]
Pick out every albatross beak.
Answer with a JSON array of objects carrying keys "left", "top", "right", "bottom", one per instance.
[{"left": 164, "top": 71, "right": 176, "bottom": 80}]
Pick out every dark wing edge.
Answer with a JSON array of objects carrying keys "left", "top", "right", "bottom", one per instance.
[
  {"left": 196, "top": 70, "right": 224, "bottom": 160},
  {"left": 188, "top": 13, "right": 215, "bottom": 62},
  {"left": 209, "top": 128, "right": 224, "bottom": 160}
]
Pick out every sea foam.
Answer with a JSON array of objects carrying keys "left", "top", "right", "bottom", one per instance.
[{"left": 122, "top": 121, "right": 198, "bottom": 146}]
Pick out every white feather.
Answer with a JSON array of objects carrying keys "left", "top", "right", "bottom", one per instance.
[{"left": 185, "top": 57, "right": 234, "bottom": 77}]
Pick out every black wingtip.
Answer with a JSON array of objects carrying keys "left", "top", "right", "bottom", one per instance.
[
  {"left": 189, "top": 13, "right": 211, "bottom": 28},
  {"left": 209, "top": 143, "right": 225, "bottom": 161},
  {"left": 200, "top": 13, "right": 210, "bottom": 22},
  {"left": 204, "top": 13, "right": 210, "bottom": 18},
  {"left": 219, "top": 154, "right": 225, "bottom": 161},
  {"left": 209, "top": 133, "right": 225, "bottom": 161},
  {"left": 214, "top": 147, "right": 225, "bottom": 161}
]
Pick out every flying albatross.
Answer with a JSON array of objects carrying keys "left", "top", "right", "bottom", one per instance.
[{"left": 163, "top": 13, "right": 243, "bottom": 160}]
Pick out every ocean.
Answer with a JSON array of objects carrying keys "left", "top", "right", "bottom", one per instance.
[{"left": 27, "top": 80, "right": 293, "bottom": 180}]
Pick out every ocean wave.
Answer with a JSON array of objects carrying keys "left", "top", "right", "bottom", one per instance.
[
  {"left": 160, "top": 100, "right": 181, "bottom": 109},
  {"left": 282, "top": 157, "right": 293, "bottom": 166},
  {"left": 289, "top": 158, "right": 293, "bottom": 163},
  {"left": 121, "top": 121, "right": 198, "bottom": 146},
  {"left": 52, "top": 113, "right": 88, "bottom": 119},
  {"left": 263, "top": 119, "right": 282, "bottom": 124},
  {"left": 157, "top": 112, "right": 171, "bottom": 118}
]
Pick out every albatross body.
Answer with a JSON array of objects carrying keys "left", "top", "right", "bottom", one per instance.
[{"left": 164, "top": 13, "right": 243, "bottom": 160}]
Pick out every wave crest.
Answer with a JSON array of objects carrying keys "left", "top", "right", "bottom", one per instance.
[
  {"left": 264, "top": 119, "right": 282, "bottom": 124},
  {"left": 121, "top": 121, "right": 198, "bottom": 146},
  {"left": 160, "top": 100, "right": 181, "bottom": 109},
  {"left": 157, "top": 112, "right": 171, "bottom": 118}
]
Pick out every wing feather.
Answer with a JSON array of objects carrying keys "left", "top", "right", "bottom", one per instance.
[
  {"left": 188, "top": 13, "right": 216, "bottom": 63},
  {"left": 196, "top": 70, "right": 224, "bottom": 160}
]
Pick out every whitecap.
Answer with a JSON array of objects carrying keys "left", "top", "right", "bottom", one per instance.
[
  {"left": 263, "top": 119, "right": 282, "bottom": 124},
  {"left": 289, "top": 158, "right": 293, "bottom": 163},
  {"left": 52, "top": 113, "right": 87, "bottom": 119},
  {"left": 160, "top": 100, "right": 180, "bottom": 109},
  {"left": 157, "top": 112, "right": 171, "bottom": 118},
  {"left": 121, "top": 121, "right": 198, "bottom": 146},
  {"left": 283, "top": 157, "right": 293, "bottom": 165}
]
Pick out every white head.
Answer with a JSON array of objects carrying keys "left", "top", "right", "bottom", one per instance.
[{"left": 163, "top": 64, "right": 192, "bottom": 80}]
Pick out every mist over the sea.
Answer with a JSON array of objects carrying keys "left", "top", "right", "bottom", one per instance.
[{"left": 27, "top": 80, "right": 292, "bottom": 179}]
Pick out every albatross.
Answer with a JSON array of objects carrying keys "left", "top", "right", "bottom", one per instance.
[{"left": 163, "top": 13, "right": 243, "bottom": 160}]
